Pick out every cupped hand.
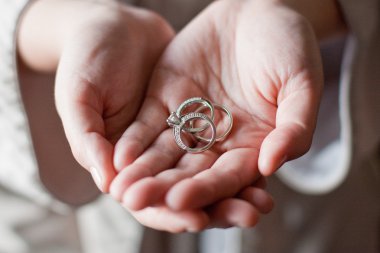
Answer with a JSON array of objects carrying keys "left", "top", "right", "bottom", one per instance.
[
  {"left": 54, "top": 4, "right": 174, "bottom": 192},
  {"left": 128, "top": 177, "right": 273, "bottom": 233},
  {"left": 16, "top": 0, "right": 305, "bottom": 233},
  {"left": 111, "top": 0, "right": 323, "bottom": 213}
]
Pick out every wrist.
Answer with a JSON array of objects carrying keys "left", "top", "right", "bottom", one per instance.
[
  {"left": 17, "top": 0, "right": 127, "bottom": 72},
  {"left": 215, "top": 0, "right": 346, "bottom": 41},
  {"left": 263, "top": 0, "right": 347, "bottom": 40}
]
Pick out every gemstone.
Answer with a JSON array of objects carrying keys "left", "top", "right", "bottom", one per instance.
[{"left": 167, "top": 112, "right": 181, "bottom": 127}]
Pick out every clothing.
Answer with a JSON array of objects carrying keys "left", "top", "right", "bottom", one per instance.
[{"left": 0, "top": 0, "right": 379, "bottom": 252}]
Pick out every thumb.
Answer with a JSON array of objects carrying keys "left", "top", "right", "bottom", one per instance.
[{"left": 258, "top": 77, "right": 322, "bottom": 176}]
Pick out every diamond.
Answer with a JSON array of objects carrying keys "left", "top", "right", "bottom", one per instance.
[{"left": 167, "top": 112, "right": 181, "bottom": 127}]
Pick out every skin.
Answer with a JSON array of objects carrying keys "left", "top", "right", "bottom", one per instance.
[
  {"left": 110, "top": 0, "right": 345, "bottom": 214},
  {"left": 110, "top": 0, "right": 318, "bottom": 210},
  {"left": 17, "top": 0, "right": 274, "bottom": 232}
]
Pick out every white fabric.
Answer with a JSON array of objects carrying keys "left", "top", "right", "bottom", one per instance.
[
  {"left": 0, "top": 185, "right": 82, "bottom": 253},
  {"left": 77, "top": 197, "right": 143, "bottom": 253},
  {"left": 200, "top": 228, "right": 242, "bottom": 253}
]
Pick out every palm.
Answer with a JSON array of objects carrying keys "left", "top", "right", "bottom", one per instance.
[
  {"left": 111, "top": 1, "right": 323, "bottom": 211},
  {"left": 55, "top": 8, "right": 174, "bottom": 191}
]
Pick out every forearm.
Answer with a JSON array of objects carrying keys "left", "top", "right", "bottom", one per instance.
[{"left": 17, "top": 0, "right": 124, "bottom": 72}]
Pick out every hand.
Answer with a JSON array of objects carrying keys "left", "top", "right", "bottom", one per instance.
[
  {"left": 110, "top": 0, "right": 323, "bottom": 211},
  {"left": 18, "top": 0, "right": 274, "bottom": 233},
  {"left": 128, "top": 177, "right": 273, "bottom": 233},
  {"left": 51, "top": 3, "right": 174, "bottom": 192},
  {"left": 45, "top": 1, "right": 274, "bottom": 232}
]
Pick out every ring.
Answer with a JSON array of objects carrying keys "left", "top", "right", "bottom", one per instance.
[
  {"left": 167, "top": 111, "right": 216, "bottom": 153},
  {"left": 191, "top": 103, "right": 233, "bottom": 142},
  {"left": 167, "top": 97, "right": 233, "bottom": 153},
  {"left": 176, "top": 97, "right": 214, "bottom": 133}
]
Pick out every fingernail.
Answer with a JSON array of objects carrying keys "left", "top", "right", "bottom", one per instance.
[{"left": 90, "top": 166, "right": 103, "bottom": 190}]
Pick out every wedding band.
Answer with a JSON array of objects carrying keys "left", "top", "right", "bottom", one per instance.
[
  {"left": 167, "top": 111, "right": 216, "bottom": 153},
  {"left": 191, "top": 103, "right": 233, "bottom": 142},
  {"left": 176, "top": 97, "right": 214, "bottom": 133}
]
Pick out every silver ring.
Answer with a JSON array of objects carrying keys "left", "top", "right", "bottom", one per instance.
[
  {"left": 176, "top": 97, "right": 214, "bottom": 133},
  {"left": 167, "top": 97, "right": 232, "bottom": 153},
  {"left": 191, "top": 104, "right": 233, "bottom": 142},
  {"left": 168, "top": 112, "right": 216, "bottom": 153}
]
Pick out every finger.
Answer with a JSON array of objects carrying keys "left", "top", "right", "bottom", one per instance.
[
  {"left": 238, "top": 187, "right": 274, "bottom": 214},
  {"left": 122, "top": 151, "right": 218, "bottom": 210},
  {"left": 85, "top": 132, "right": 115, "bottom": 193},
  {"left": 55, "top": 81, "right": 115, "bottom": 193},
  {"left": 113, "top": 71, "right": 206, "bottom": 172},
  {"left": 113, "top": 96, "right": 168, "bottom": 171},
  {"left": 130, "top": 206, "right": 209, "bottom": 233},
  {"left": 166, "top": 148, "right": 260, "bottom": 211},
  {"left": 259, "top": 81, "right": 322, "bottom": 176},
  {"left": 206, "top": 199, "right": 260, "bottom": 228},
  {"left": 112, "top": 73, "right": 208, "bottom": 201},
  {"left": 110, "top": 129, "right": 184, "bottom": 202}
]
